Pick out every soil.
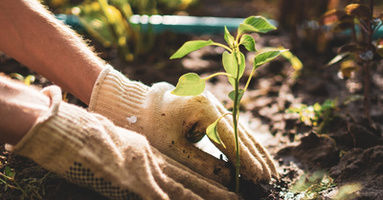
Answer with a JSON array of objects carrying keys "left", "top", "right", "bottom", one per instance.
[{"left": 1, "top": 1, "right": 383, "bottom": 199}]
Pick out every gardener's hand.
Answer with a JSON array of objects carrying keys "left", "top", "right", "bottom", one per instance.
[
  {"left": 11, "top": 85, "right": 237, "bottom": 200},
  {"left": 89, "top": 67, "right": 278, "bottom": 185}
]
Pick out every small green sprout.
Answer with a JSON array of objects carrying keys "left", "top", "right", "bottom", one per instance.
[
  {"left": 287, "top": 99, "right": 337, "bottom": 127},
  {"left": 170, "top": 15, "right": 289, "bottom": 193}
]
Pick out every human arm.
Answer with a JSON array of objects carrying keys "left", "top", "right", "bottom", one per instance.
[
  {"left": 0, "top": 0, "right": 104, "bottom": 104},
  {"left": 0, "top": 79, "right": 237, "bottom": 199}
]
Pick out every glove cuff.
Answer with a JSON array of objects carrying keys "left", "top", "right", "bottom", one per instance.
[{"left": 89, "top": 65, "right": 149, "bottom": 129}]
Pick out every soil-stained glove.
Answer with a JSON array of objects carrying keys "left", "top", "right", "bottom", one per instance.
[
  {"left": 89, "top": 66, "right": 278, "bottom": 185},
  {"left": 11, "top": 86, "right": 237, "bottom": 200}
]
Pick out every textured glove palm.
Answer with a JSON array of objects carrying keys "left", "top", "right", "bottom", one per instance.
[{"left": 89, "top": 67, "right": 278, "bottom": 185}]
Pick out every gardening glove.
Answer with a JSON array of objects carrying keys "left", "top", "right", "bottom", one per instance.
[
  {"left": 89, "top": 66, "right": 278, "bottom": 185},
  {"left": 10, "top": 86, "right": 237, "bottom": 200}
]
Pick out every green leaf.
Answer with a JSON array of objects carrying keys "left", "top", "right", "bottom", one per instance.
[
  {"left": 170, "top": 40, "right": 214, "bottom": 59},
  {"left": 171, "top": 73, "right": 205, "bottom": 96},
  {"left": 224, "top": 26, "right": 235, "bottom": 48},
  {"left": 239, "top": 34, "right": 256, "bottom": 51},
  {"left": 206, "top": 118, "right": 226, "bottom": 148},
  {"left": 222, "top": 51, "right": 246, "bottom": 87},
  {"left": 253, "top": 49, "right": 286, "bottom": 68},
  {"left": 237, "top": 51, "right": 246, "bottom": 80},
  {"left": 228, "top": 89, "right": 244, "bottom": 104},
  {"left": 222, "top": 51, "right": 237, "bottom": 86},
  {"left": 238, "top": 16, "right": 276, "bottom": 34},
  {"left": 4, "top": 166, "right": 15, "bottom": 178},
  {"left": 281, "top": 50, "right": 303, "bottom": 78}
]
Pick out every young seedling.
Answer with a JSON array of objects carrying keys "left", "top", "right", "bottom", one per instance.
[{"left": 170, "top": 16, "right": 286, "bottom": 193}]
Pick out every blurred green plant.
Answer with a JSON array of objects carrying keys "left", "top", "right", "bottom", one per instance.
[
  {"left": 286, "top": 171, "right": 336, "bottom": 200},
  {"left": 280, "top": 171, "right": 361, "bottom": 200},
  {"left": 9, "top": 73, "right": 36, "bottom": 86},
  {"left": 76, "top": 0, "right": 137, "bottom": 61},
  {"left": 0, "top": 166, "right": 27, "bottom": 198},
  {"left": 41, "top": 0, "right": 195, "bottom": 61},
  {"left": 287, "top": 99, "right": 337, "bottom": 128},
  {"left": 322, "top": 0, "right": 383, "bottom": 123}
]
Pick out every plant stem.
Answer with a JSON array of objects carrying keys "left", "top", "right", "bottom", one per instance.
[
  {"left": 243, "top": 66, "right": 256, "bottom": 92},
  {"left": 212, "top": 42, "right": 232, "bottom": 52},
  {"left": 232, "top": 51, "right": 241, "bottom": 194},
  {"left": 232, "top": 82, "right": 240, "bottom": 194},
  {"left": 203, "top": 72, "right": 233, "bottom": 80}
]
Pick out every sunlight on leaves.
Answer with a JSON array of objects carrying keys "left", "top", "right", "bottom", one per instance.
[
  {"left": 171, "top": 73, "right": 205, "bottom": 96},
  {"left": 238, "top": 16, "right": 276, "bottom": 34},
  {"left": 253, "top": 49, "right": 286, "bottom": 68},
  {"left": 170, "top": 40, "right": 214, "bottom": 59}
]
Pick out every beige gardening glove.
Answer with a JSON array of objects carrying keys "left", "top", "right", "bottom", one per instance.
[
  {"left": 89, "top": 66, "right": 278, "bottom": 185},
  {"left": 11, "top": 86, "right": 237, "bottom": 200}
]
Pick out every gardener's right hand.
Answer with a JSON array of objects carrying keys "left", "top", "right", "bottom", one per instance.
[{"left": 89, "top": 66, "right": 278, "bottom": 185}]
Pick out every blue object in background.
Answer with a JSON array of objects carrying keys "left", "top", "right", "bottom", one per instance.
[
  {"left": 56, "top": 14, "right": 382, "bottom": 38},
  {"left": 56, "top": 14, "right": 85, "bottom": 32}
]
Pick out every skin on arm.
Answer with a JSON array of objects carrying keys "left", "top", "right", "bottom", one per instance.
[
  {"left": 0, "top": 0, "right": 104, "bottom": 104},
  {"left": 0, "top": 76, "right": 49, "bottom": 145}
]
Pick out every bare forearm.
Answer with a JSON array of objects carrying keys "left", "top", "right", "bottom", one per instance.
[{"left": 0, "top": 0, "right": 104, "bottom": 104}]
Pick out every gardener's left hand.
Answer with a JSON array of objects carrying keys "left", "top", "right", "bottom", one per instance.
[{"left": 89, "top": 66, "right": 278, "bottom": 185}]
